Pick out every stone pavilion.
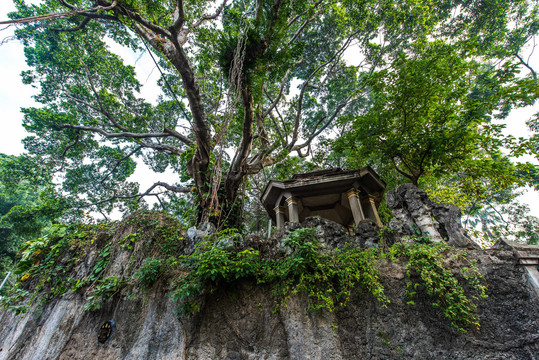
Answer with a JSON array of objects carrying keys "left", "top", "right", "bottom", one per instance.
[{"left": 260, "top": 167, "right": 386, "bottom": 230}]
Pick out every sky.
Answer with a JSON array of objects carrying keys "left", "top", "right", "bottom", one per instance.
[
  {"left": 0, "top": 13, "right": 36, "bottom": 155},
  {"left": 0, "top": 0, "right": 176, "bottom": 206},
  {"left": 1, "top": 1, "right": 539, "bottom": 219}
]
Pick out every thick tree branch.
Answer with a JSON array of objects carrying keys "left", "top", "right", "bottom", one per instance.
[
  {"left": 393, "top": 151, "right": 419, "bottom": 182},
  {"left": 157, "top": 40, "right": 211, "bottom": 167},
  {"left": 170, "top": 0, "right": 186, "bottom": 33},
  {"left": 164, "top": 127, "right": 193, "bottom": 146},
  {"left": 224, "top": 1, "right": 286, "bottom": 181},
  {"left": 246, "top": 143, "right": 280, "bottom": 173},
  {"left": 110, "top": 1, "right": 170, "bottom": 39},
  {"left": 63, "top": 94, "right": 195, "bottom": 147},
  {"left": 297, "top": 143, "right": 311, "bottom": 158},
  {"left": 55, "top": 0, "right": 119, "bottom": 24},
  {"left": 50, "top": 16, "right": 91, "bottom": 32},
  {"left": 228, "top": 82, "right": 255, "bottom": 181},
  {"left": 153, "top": 181, "right": 191, "bottom": 193},
  {"left": 57, "top": 124, "right": 156, "bottom": 138},
  {"left": 0, "top": 0, "right": 118, "bottom": 25},
  {"left": 390, "top": 157, "right": 414, "bottom": 182},
  {"left": 83, "top": 181, "right": 190, "bottom": 208},
  {"left": 290, "top": 35, "right": 354, "bottom": 148},
  {"left": 58, "top": 0, "right": 77, "bottom": 11},
  {"left": 139, "top": 141, "right": 184, "bottom": 155}
]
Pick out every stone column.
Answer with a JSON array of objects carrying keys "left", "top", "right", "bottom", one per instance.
[
  {"left": 285, "top": 197, "right": 300, "bottom": 223},
  {"left": 368, "top": 195, "right": 382, "bottom": 227},
  {"left": 274, "top": 206, "right": 286, "bottom": 229},
  {"left": 347, "top": 188, "right": 365, "bottom": 226}
]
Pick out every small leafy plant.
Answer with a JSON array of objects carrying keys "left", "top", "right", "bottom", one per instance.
[
  {"left": 171, "top": 230, "right": 260, "bottom": 313},
  {"left": 135, "top": 258, "right": 173, "bottom": 290},
  {"left": 261, "top": 228, "right": 388, "bottom": 312},
  {"left": 84, "top": 276, "right": 126, "bottom": 311},
  {"left": 390, "top": 242, "right": 488, "bottom": 332}
]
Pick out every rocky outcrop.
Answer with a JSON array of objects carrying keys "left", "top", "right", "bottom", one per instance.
[
  {"left": 1, "top": 202, "right": 538, "bottom": 360},
  {"left": 493, "top": 239, "right": 539, "bottom": 297},
  {"left": 386, "top": 183, "right": 480, "bottom": 249},
  {"left": 1, "top": 247, "right": 538, "bottom": 360},
  {"left": 355, "top": 219, "right": 380, "bottom": 248}
]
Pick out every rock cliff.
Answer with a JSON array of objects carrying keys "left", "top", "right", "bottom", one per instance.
[
  {"left": 1, "top": 248, "right": 538, "bottom": 359},
  {"left": 0, "top": 186, "right": 538, "bottom": 360}
]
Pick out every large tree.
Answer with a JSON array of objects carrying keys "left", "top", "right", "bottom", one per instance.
[
  {"left": 3, "top": 0, "right": 538, "bottom": 227},
  {"left": 335, "top": 39, "right": 538, "bottom": 186}
]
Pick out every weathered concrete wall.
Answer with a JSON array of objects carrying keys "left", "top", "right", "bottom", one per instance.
[
  {"left": 494, "top": 239, "right": 539, "bottom": 298},
  {"left": 1, "top": 248, "right": 538, "bottom": 360}
]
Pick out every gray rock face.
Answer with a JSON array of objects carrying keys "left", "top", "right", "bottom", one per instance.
[
  {"left": 388, "top": 218, "right": 413, "bottom": 240},
  {"left": 186, "top": 222, "right": 217, "bottom": 253},
  {"left": 1, "top": 249, "right": 538, "bottom": 360},
  {"left": 301, "top": 216, "right": 357, "bottom": 249},
  {"left": 187, "top": 222, "right": 217, "bottom": 243},
  {"left": 1, "top": 210, "right": 537, "bottom": 360},
  {"left": 356, "top": 219, "right": 380, "bottom": 248},
  {"left": 386, "top": 183, "right": 480, "bottom": 249}
]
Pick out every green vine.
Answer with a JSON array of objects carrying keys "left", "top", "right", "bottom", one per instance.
[
  {"left": 0, "top": 223, "right": 113, "bottom": 313},
  {"left": 1, "top": 213, "right": 488, "bottom": 334},
  {"left": 389, "top": 242, "right": 488, "bottom": 332},
  {"left": 1, "top": 210, "right": 186, "bottom": 313},
  {"left": 171, "top": 229, "right": 487, "bottom": 333},
  {"left": 261, "top": 228, "right": 388, "bottom": 312},
  {"left": 84, "top": 276, "right": 126, "bottom": 311},
  {"left": 171, "top": 229, "right": 259, "bottom": 314},
  {"left": 172, "top": 228, "right": 388, "bottom": 314}
]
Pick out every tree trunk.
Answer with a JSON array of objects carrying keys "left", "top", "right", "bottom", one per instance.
[{"left": 194, "top": 177, "right": 244, "bottom": 231}]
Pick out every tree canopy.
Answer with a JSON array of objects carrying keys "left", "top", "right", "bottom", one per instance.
[
  {"left": 2, "top": 0, "right": 539, "bottom": 229},
  {"left": 334, "top": 39, "right": 538, "bottom": 186}
]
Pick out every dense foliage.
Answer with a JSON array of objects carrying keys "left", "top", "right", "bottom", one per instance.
[
  {"left": 389, "top": 242, "right": 487, "bottom": 332},
  {"left": 2, "top": 0, "right": 538, "bottom": 230},
  {"left": 0, "top": 154, "right": 65, "bottom": 294},
  {"left": 173, "top": 228, "right": 388, "bottom": 314},
  {"left": 1, "top": 217, "right": 488, "bottom": 333},
  {"left": 0, "top": 210, "right": 184, "bottom": 312}
]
